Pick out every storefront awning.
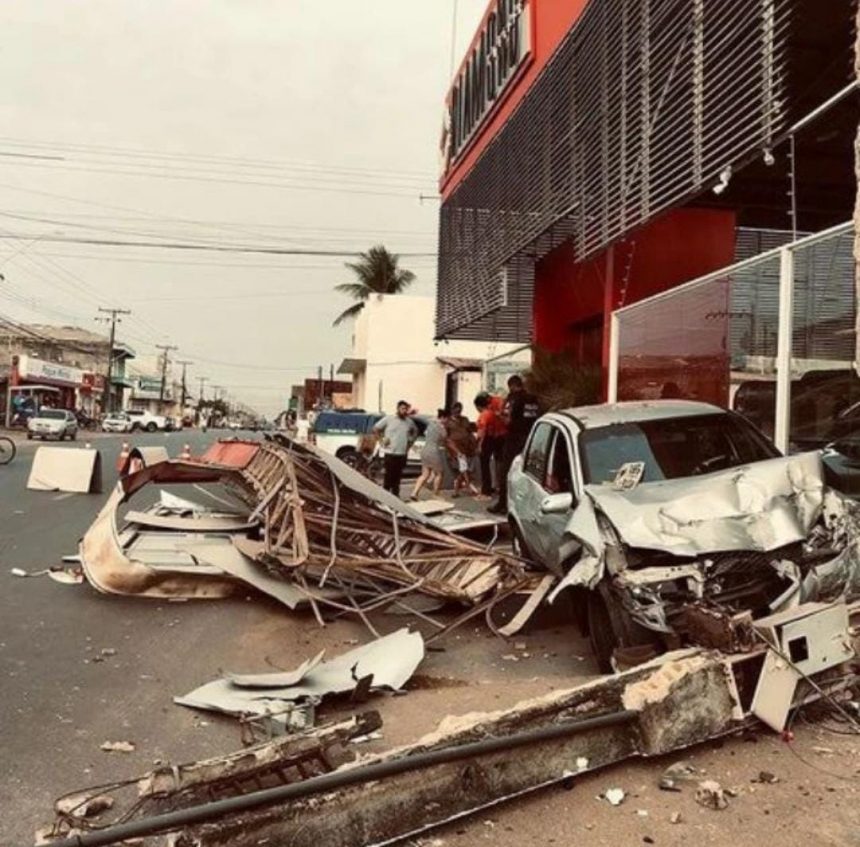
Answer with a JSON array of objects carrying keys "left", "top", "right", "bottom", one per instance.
[
  {"left": 337, "top": 358, "right": 366, "bottom": 376},
  {"left": 436, "top": 356, "right": 482, "bottom": 371}
]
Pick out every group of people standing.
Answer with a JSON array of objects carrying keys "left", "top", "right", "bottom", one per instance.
[{"left": 371, "top": 376, "right": 540, "bottom": 512}]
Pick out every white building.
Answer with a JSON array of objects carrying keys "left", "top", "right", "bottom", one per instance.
[{"left": 338, "top": 295, "right": 529, "bottom": 415}]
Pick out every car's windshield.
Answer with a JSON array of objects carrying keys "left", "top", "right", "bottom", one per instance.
[
  {"left": 579, "top": 413, "right": 778, "bottom": 485},
  {"left": 37, "top": 410, "right": 67, "bottom": 421}
]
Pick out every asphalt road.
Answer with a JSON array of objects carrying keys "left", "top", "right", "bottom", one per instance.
[{"left": 0, "top": 430, "right": 281, "bottom": 845}]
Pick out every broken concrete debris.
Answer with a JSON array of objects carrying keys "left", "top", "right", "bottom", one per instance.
[
  {"left": 44, "top": 643, "right": 857, "bottom": 847},
  {"left": 77, "top": 438, "right": 536, "bottom": 634},
  {"left": 176, "top": 628, "right": 424, "bottom": 722},
  {"left": 43, "top": 713, "right": 381, "bottom": 844},
  {"left": 99, "top": 741, "right": 136, "bottom": 754},
  {"left": 603, "top": 787, "right": 626, "bottom": 806},
  {"left": 695, "top": 780, "right": 729, "bottom": 810}
]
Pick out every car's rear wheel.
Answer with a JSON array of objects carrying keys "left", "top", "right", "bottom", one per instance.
[
  {"left": 71, "top": 431, "right": 77, "bottom": 441},
  {"left": 146, "top": 422, "right": 157, "bottom": 433}
]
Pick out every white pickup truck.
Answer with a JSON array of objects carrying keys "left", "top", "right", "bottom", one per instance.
[{"left": 125, "top": 409, "right": 169, "bottom": 432}]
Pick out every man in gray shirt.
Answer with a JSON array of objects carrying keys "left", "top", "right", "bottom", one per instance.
[{"left": 373, "top": 400, "right": 418, "bottom": 497}]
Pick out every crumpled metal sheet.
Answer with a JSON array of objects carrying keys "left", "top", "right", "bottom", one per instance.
[
  {"left": 585, "top": 452, "right": 825, "bottom": 557},
  {"left": 175, "top": 628, "right": 424, "bottom": 718}
]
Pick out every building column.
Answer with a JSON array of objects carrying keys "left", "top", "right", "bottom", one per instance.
[
  {"left": 600, "top": 245, "right": 617, "bottom": 400},
  {"left": 855, "top": 0, "right": 860, "bottom": 370}
]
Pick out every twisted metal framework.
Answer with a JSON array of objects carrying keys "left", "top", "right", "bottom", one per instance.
[{"left": 437, "top": 0, "right": 791, "bottom": 341}]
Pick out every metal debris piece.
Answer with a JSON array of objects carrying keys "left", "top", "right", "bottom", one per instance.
[
  {"left": 27, "top": 446, "right": 103, "bottom": 493},
  {"left": 77, "top": 437, "right": 537, "bottom": 634},
  {"left": 176, "top": 629, "right": 424, "bottom": 719}
]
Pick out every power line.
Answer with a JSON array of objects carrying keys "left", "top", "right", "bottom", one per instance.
[
  {"left": 0, "top": 232, "right": 439, "bottom": 257},
  {"left": 0, "top": 157, "right": 432, "bottom": 199},
  {"left": 0, "top": 135, "right": 436, "bottom": 180}
]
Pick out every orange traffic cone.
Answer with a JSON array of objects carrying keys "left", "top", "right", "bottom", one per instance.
[
  {"left": 116, "top": 441, "right": 130, "bottom": 473},
  {"left": 180, "top": 443, "right": 192, "bottom": 461}
]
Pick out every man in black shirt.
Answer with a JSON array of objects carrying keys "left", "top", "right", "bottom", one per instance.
[{"left": 488, "top": 375, "right": 540, "bottom": 514}]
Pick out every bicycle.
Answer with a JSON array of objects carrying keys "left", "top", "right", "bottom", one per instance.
[{"left": 0, "top": 436, "right": 16, "bottom": 465}]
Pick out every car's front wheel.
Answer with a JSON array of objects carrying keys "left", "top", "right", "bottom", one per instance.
[
  {"left": 337, "top": 448, "right": 361, "bottom": 469},
  {"left": 586, "top": 585, "right": 662, "bottom": 674},
  {"left": 146, "top": 422, "right": 157, "bottom": 433}
]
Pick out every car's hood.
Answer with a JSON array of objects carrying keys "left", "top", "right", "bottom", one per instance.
[{"left": 584, "top": 451, "right": 825, "bottom": 556}]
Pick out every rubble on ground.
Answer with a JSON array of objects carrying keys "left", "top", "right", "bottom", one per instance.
[{"left": 77, "top": 437, "right": 538, "bottom": 636}]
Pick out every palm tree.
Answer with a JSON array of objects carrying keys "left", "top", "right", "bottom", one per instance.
[{"left": 333, "top": 245, "right": 416, "bottom": 326}]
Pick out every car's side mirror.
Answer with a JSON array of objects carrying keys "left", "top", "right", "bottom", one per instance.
[{"left": 540, "top": 492, "right": 574, "bottom": 514}]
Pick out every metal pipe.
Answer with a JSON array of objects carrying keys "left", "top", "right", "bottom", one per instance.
[{"left": 45, "top": 709, "right": 637, "bottom": 847}]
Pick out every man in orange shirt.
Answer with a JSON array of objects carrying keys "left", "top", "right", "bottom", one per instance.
[{"left": 474, "top": 392, "right": 506, "bottom": 498}]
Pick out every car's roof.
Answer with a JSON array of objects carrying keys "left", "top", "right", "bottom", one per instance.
[{"left": 556, "top": 400, "right": 725, "bottom": 430}]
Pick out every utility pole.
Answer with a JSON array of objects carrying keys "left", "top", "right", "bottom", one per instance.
[
  {"left": 96, "top": 307, "right": 131, "bottom": 413},
  {"left": 198, "top": 376, "right": 208, "bottom": 402},
  {"left": 156, "top": 344, "right": 178, "bottom": 411},
  {"left": 176, "top": 359, "right": 193, "bottom": 410}
]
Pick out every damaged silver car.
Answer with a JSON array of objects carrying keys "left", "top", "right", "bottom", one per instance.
[{"left": 507, "top": 400, "right": 860, "bottom": 670}]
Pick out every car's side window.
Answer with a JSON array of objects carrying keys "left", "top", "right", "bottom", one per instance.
[
  {"left": 544, "top": 431, "right": 575, "bottom": 495},
  {"left": 523, "top": 422, "right": 553, "bottom": 481}
]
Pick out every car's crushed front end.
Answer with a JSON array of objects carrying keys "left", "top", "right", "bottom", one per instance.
[{"left": 553, "top": 452, "right": 860, "bottom": 644}]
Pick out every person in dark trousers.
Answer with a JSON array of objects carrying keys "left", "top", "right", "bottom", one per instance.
[
  {"left": 474, "top": 391, "right": 505, "bottom": 497},
  {"left": 373, "top": 400, "right": 418, "bottom": 498},
  {"left": 488, "top": 375, "right": 540, "bottom": 514}
]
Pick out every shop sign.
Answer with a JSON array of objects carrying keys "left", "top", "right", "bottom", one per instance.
[
  {"left": 133, "top": 376, "right": 169, "bottom": 400},
  {"left": 82, "top": 373, "right": 106, "bottom": 392},
  {"left": 442, "top": 0, "right": 532, "bottom": 172},
  {"left": 17, "top": 354, "right": 85, "bottom": 386}
]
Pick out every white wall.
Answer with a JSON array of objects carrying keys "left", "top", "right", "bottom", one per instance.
[{"left": 350, "top": 295, "right": 529, "bottom": 415}]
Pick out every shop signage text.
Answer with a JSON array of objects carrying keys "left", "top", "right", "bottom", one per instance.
[
  {"left": 443, "top": 0, "right": 532, "bottom": 172},
  {"left": 17, "top": 355, "right": 85, "bottom": 386}
]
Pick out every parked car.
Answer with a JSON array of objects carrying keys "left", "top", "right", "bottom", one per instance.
[
  {"left": 102, "top": 412, "right": 134, "bottom": 433},
  {"left": 308, "top": 411, "right": 383, "bottom": 465},
  {"left": 309, "top": 411, "right": 426, "bottom": 471},
  {"left": 27, "top": 408, "right": 78, "bottom": 441},
  {"left": 125, "top": 410, "right": 169, "bottom": 432},
  {"left": 507, "top": 400, "right": 860, "bottom": 671}
]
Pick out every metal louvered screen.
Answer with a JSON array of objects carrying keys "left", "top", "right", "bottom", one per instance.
[
  {"left": 610, "top": 221, "right": 855, "bottom": 449},
  {"left": 437, "top": 0, "right": 791, "bottom": 341}
]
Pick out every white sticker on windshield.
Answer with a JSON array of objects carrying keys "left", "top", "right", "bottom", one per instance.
[{"left": 613, "top": 461, "right": 645, "bottom": 491}]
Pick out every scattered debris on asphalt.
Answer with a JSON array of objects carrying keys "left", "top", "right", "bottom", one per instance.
[
  {"left": 603, "top": 787, "right": 626, "bottom": 806},
  {"left": 99, "top": 741, "right": 136, "bottom": 753},
  {"left": 43, "top": 713, "right": 381, "bottom": 843},
  {"left": 695, "top": 779, "right": 729, "bottom": 810},
  {"left": 658, "top": 760, "right": 700, "bottom": 791}
]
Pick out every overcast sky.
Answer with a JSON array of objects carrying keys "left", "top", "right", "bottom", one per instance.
[{"left": 0, "top": 0, "right": 487, "bottom": 415}]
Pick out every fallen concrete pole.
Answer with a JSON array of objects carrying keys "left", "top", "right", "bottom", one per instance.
[{"left": 41, "top": 649, "right": 746, "bottom": 847}]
